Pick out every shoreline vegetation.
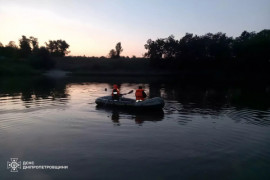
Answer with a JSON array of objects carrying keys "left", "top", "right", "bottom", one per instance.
[{"left": 0, "top": 30, "right": 270, "bottom": 82}]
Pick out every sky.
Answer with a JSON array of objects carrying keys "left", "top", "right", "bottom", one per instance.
[{"left": 0, "top": 0, "right": 269, "bottom": 57}]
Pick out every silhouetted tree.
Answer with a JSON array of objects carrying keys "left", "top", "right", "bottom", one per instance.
[
  {"left": 177, "top": 33, "right": 198, "bottom": 61},
  {"left": 144, "top": 38, "right": 165, "bottom": 59},
  {"left": 108, "top": 42, "right": 123, "bottom": 58},
  {"left": 0, "top": 41, "right": 19, "bottom": 58},
  {"left": 144, "top": 29, "right": 270, "bottom": 77},
  {"left": 203, "top": 32, "right": 233, "bottom": 60},
  {"left": 115, "top": 42, "right": 123, "bottom": 58},
  {"left": 19, "top": 35, "right": 32, "bottom": 58},
  {"left": 7, "top": 41, "right": 18, "bottom": 48},
  {"left": 145, "top": 32, "right": 234, "bottom": 62},
  {"left": 163, "top": 35, "right": 179, "bottom": 59},
  {"left": 233, "top": 30, "right": 270, "bottom": 62},
  {"left": 108, "top": 49, "right": 116, "bottom": 58},
  {"left": 45, "top": 40, "right": 70, "bottom": 57},
  {"left": 30, "top": 36, "right": 39, "bottom": 52},
  {"left": 58, "top": 40, "right": 70, "bottom": 56},
  {"left": 255, "top": 30, "right": 270, "bottom": 63}
]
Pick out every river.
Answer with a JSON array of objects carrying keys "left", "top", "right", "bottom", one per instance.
[{"left": 1, "top": 76, "right": 270, "bottom": 180}]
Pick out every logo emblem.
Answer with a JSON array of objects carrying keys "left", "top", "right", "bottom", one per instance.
[{"left": 7, "top": 158, "right": 21, "bottom": 172}]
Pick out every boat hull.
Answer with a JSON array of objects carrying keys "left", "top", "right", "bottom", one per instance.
[{"left": 95, "top": 96, "right": 165, "bottom": 109}]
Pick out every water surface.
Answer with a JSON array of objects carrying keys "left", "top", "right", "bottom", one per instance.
[{"left": 0, "top": 77, "right": 270, "bottom": 180}]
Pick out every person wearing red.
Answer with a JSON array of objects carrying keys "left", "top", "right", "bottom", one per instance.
[
  {"left": 112, "top": 84, "right": 120, "bottom": 100},
  {"left": 135, "top": 86, "right": 147, "bottom": 102}
]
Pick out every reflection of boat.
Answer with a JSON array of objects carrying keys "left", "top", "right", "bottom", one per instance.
[
  {"left": 95, "top": 96, "right": 165, "bottom": 109},
  {"left": 95, "top": 106, "right": 165, "bottom": 124}
]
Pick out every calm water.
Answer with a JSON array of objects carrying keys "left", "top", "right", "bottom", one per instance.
[{"left": 0, "top": 77, "right": 270, "bottom": 180}]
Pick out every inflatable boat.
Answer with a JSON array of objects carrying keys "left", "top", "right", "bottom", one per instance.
[{"left": 95, "top": 96, "right": 165, "bottom": 109}]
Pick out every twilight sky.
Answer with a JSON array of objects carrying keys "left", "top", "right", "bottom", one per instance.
[{"left": 0, "top": 0, "right": 269, "bottom": 57}]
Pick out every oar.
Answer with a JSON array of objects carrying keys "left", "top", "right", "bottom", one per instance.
[
  {"left": 120, "top": 90, "right": 134, "bottom": 96},
  {"left": 105, "top": 88, "right": 133, "bottom": 97},
  {"left": 105, "top": 88, "right": 133, "bottom": 95}
]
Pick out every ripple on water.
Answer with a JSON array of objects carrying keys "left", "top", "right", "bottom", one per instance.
[
  {"left": 1, "top": 82, "right": 270, "bottom": 178},
  {"left": 223, "top": 108, "right": 270, "bottom": 126},
  {"left": 0, "top": 115, "right": 35, "bottom": 131}
]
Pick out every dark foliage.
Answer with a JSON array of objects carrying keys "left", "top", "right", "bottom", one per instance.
[
  {"left": 1, "top": 30, "right": 269, "bottom": 79},
  {"left": 0, "top": 41, "right": 19, "bottom": 58},
  {"left": 29, "top": 47, "right": 55, "bottom": 70},
  {"left": 19, "top": 35, "right": 32, "bottom": 58},
  {"left": 108, "top": 42, "right": 123, "bottom": 58},
  {"left": 144, "top": 30, "right": 270, "bottom": 75},
  {"left": 0, "top": 36, "right": 40, "bottom": 58},
  {"left": 0, "top": 36, "right": 70, "bottom": 71},
  {"left": 115, "top": 42, "right": 123, "bottom": 58},
  {"left": 30, "top": 36, "right": 39, "bottom": 52},
  {"left": 108, "top": 49, "right": 117, "bottom": 59},
  {"left": 145, "top": 30, "right": 270, "bottom": 62},
  {"left": 45, "top": 40, "right": 70, "bottom": 57}
]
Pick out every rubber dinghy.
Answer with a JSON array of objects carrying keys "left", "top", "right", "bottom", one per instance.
[{"left": 95, "top": 96, "right": 165, "bottom": 109}]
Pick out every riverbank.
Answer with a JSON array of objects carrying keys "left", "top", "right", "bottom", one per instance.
[
  {"left": 1, "top": 56, "right": 270, "bottom": 84},
  {"left": 54, "top": 56, "right": 152, "bottom": 73},
  {"left": 52, "top": 57, "right": 270, "bottom": 84}
]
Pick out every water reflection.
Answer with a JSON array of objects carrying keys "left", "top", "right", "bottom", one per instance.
[
  {"left": 161, "top": 83, "right": 270, "bottom": 126},
  {"left": 111, "top": 110, "right": 120, "bottom": 125},
  {"left": 0, "top": 77, "right": 69, "bottom": 113},
  {"left": 96, "top": 106, "right": 164, "bottom": 125},
  {"left": 1, "top": 77, "right": 269, "bottom": 126}
]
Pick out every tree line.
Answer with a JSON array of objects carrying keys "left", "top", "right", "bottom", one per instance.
[
  {"left": 0, "top": 35, "right": 70, "bottom": 58},
  {"left": 0, "top": 35, "right": 70, "bottom": 69},
  {"left": 144, "top": 30, "right": 270, "bottom": 71},
  {"left": 1, "top": 30, "right": 269, "bottom": 74}
]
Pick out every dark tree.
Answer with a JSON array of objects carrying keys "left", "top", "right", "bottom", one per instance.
[
  {"left": 178, "top": 33, "right": 195, "bottom": 60},
  {"left": 144, "top": 38, "right": 165, "bottom": 59},
  {"left": 108, "top": 49, "right": 116, "bottom": 58},
  {"left": 57, "top": 40, "right": 70, "bottom": 56},
  {"left": 145, "top": 32, "right": 233, "bottom": 62},
  {"left": 204, "top": 32, "right": 233, "bottom": 60},
  {"left": 45, "top": 40, "right": 70, "bottom": 57},
  {"left": 0, "top": 41, "right": 18, "bottom": 58},
  {"left": 7, "top": 41, "right": 18, "bottom": 48},
  {"left": 30, "top": 36, "right": 39, "bottom": 52},
  {"left": 19, "top": 35, "right": 32, "bottom": 58},
  {"left": 163, "top": 35, "right": 179, "bottom": 59},
  {"left": 115, "top": 42, "right": 123, "bottom": 58},
  {"left": 143, "top": 29, "right": 270, "bottom": 77},
  {"left": 108, "top": 42, "right": 123, "bottom": 58},
  {"left": 233, "top": 30, "right": 270, "bottom": 72}
]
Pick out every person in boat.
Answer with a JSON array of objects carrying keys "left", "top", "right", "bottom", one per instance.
[
  {"left": 112, "top": 84, "right": 120, "bottom": 100},
  {"left": 135, "top": 86, "right": 147, "bottom": 102}
]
